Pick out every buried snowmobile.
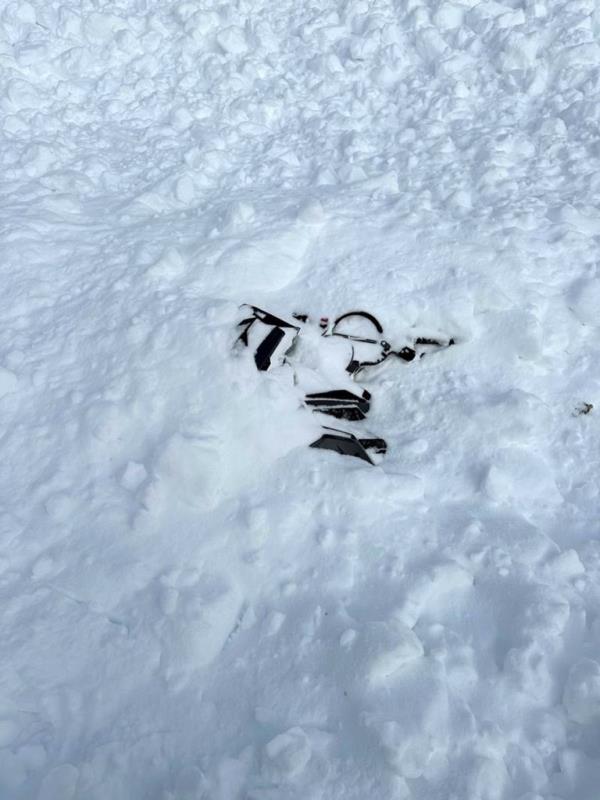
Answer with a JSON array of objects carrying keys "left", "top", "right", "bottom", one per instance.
[{"left": 234, "top": 305, "right": 455, "bottom": 465}]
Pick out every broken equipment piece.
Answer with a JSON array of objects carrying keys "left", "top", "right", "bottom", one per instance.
[
  {"left": 304, "top": 389, "right": 371, "bottom": 421},
  {"left": 310, "top": 426, "right": 387, "bottom": 465},
  {"left": 236, "top": 305, "right": 300, "bottom": 371}
]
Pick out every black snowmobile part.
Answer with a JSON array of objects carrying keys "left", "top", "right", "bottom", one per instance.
[
  {"left": 328, "top": 311, "right": 392, "bottom": 376},
  {"left": 236, "top": 305, "right": 300, "bottom": 371},
  {"left": 304, "top": 389, "right": 371, "bottom": 421},
  {"left": 331, "top": 310, "right": 384, "bottom": 337},
  {"left": 412, "top": 336, "right": 455, "bottom": 361},
  {"left": 240, "top": 305, "right": 299, "bottom": 330},
  {"left": 415, "top": 336, "right": 455, "bottom": 347},
  {"left": 330, "top": 312, "right": 456, "bottom": 375},
  {"left": 345, "top": 345, "right": 418, "bottom": 376},
  {"left": 254, "top": 327, "right": 286, "bottom": 371},
  {"left": 309, "top": 426, "right": 387, "bottom": 465},
  {"left": 359, "top": 437, "right": 387, "bottom": 453}
]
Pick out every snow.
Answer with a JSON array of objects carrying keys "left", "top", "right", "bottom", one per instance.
[{"left": 2, "top": 0, "right": 600, "bottom": 798}]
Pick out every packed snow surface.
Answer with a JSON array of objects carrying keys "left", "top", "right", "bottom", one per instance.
[{"left": 2, "top": 0, "right": 600, "bottom": 797}]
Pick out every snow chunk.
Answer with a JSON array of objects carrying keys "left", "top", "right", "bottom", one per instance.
[
  {"left": 483, "top": 448, "right": 560, "bottom": 505},
  {"left": 396, "top": 561, "right": 473, "bottom": 627},
  {"left": 40, "top": 194, "right": 81, "bottom": 216},
  {"left": 175, "top": 174, "right": 196, "bottom": 204},
  {"left": 564, "top": 659, "right": 600, "bottom": 724},
  {"left": 22, "top": 144, "right": 56, "bottom": 178},
  {"left": 159, "top": 586, "right": 179, "bottom": 615},
  {"left": 371, "top": 663, "right": 450, "bottom": 779},
  {"left": 416, "top": 28, "right": 449, "bottom": 62},
  {"left": 465, "top": 757, "right": 510, "bottom": 800},
  {"left": 558, "top": 748, "right": 600, "bottom": 800},
  {"left": 552, "top": 205, "right": 600, "bottom": 236},
  {"left": 568, "top": 278, "right": 600, "bottom": 326},
  {"left": 146, "top": 246, "right": 188, "bottom": 283},
  {"left": 296, "top": 199, "right": 326, "bottom": 226},
  {"left": 0, "top": 718, "right": 19, "bottom": 747},
  {"left": 343, "top": 469, "right": 424, "bottom": 504},
  {"left": 12, "top": 1, "right": 36, "bottom": 24},
  {"left": 340, "top": 629, "right": 357, "bottom": 649},
  {"left": 365, "top": 621, "right": 424, "bottom": 686},
  {"left": 497, "top": 9, "right": 526, "bottom": 29},
  {"left": 135, "top": 191, "right": 173, "bottom": 214},
  {"left": 391, "top": 473, "right": 424, "bottom": 501},
  {"left": 152, "top": 433, "right": 223, "bottom": 510},
  {"left": 448, "top": 188, "right": 473, "bottom": 214},
  {"left": 498, "top": 34, "right": 539, "bottom": 72},
  {"left": 510, "top": 311, "right": 542, "bottom": 360},
  {"left": 120, "top": 461, "right": 147, "bottom": 491},
  {"left": 559, "top": 42, "right": 600, "bottom": 69},
  {"left": 265, "top": 610, "right": 285, "bottom": 636},
  {"left": 159, "top": 572, "right": 243, "bottom": 679},
  {"left": 38, "top": 764, "right": 79, "bottom": 800},
  {"left": 216, "top": 26, "right": 248, "bottom": 55},
  {"left": 0, "top": 367, "right": 18, "bottom": 398},
  {"left": 538, "top": 117, "right": 567, "bottom": 139},
  {"left": 83, "top": 12, "right": 127, "bottom": 42},
  {"left": 211, "top": 225, "right": 313, "bottom": 294},
  {"left": 221, "top": 200, "right": 255, "bottom": 233},
  {"left": 265, "top": 728, "right": 311, "bottom": 777},
  {"left": 85, "top": 401, "right": 128, "bottom": 445},
  {"left": 44, "top": 493, "right": 75, "bottom": 522},
  {"left": 171, "top": 107, "right": 194, "bottom": 131},
  {"left": 5, "top": 79, "right": 39, "bottom": 111},
  {"left": 434, "top": 4, "right": 464, "bottom": 30},
  {"left": 485, "top": 309, "right": 543, "bottom": 361},
  {"left": 544, "top": 550, "right": 585, "bottom": 581}
]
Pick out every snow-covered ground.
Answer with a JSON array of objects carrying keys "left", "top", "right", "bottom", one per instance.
[{"left": 2, "top": 0, "right": 600, "bottom": 797}]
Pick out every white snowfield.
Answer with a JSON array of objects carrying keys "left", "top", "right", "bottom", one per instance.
[{"left": 1, "top": 0, "right": 600, "bottom": 797}]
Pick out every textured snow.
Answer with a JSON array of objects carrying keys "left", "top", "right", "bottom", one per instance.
[{"left": 2, "top": 0, "right": 600, "bottom": 798}]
